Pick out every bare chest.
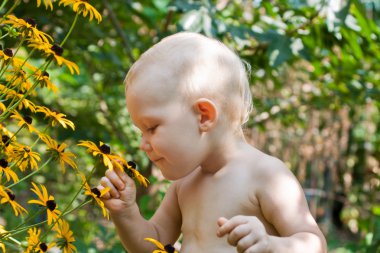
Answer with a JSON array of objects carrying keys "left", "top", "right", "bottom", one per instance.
[{"left": 176, "top": 170, "right": 269, "bottom": 250}]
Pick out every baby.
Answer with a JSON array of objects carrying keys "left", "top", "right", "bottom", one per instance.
[{"left": 98, "top": 32, "right": 327, "bottom": 253}]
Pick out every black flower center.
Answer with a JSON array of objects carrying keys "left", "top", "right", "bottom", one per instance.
[
  {"left": 0, "top": 158, "right": 8, "bottom": 168},
  {"left": 125, "top": 168, "right": 135, "bottom": 179},
  {"left": 23, "top": 146, "right": 31, "bottom": 152},
  {"left": 127, "top": 161, "right": 136, "bottom": 169},
  {"left": 23, "top": 115, "right": 33, "bottom": 124},
  {"left": 24, "top": 17, "right": 37, "bottom": 27},
  {"left": 99, "top": 144, "right": 110, "bottom": 154},
  {"left": 164, "top": 244, "right": 176, "bottom": 253},
  {"left": 57, "top": 144, "right": 65, "bottom": 152},
  {"left": 91, "top": 187, "right": 101, "bottom": 197},
  {"left": 46, "top": 200, "right": 57, "bottom": 211},
  {"left": 51, "top": 44, "right": 64, "bottom": 56},
  {"left": 42, "top": 71, "right": 49, "bottom": 77},
  {"left": 39, "top": 242, "right": 48, "bottom": 252},
  {"left": 6, "top": 190, "right": 15, "bottom": 201},
  {"left": 2, "top": 135, "right": 10, "bottom": 146},
  {"left": 4, "top": 48, "right": 13, "bottom": 57}
]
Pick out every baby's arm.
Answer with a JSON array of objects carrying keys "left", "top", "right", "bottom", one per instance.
[
  {"left": 217, "top": 158, "right": 327, "bottom": 253},
  {"left": 98, "top": 168, "right": 181, "bottom": 253}
]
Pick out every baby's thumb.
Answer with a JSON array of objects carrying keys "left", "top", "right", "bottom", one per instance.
[
  {"left": 216, "top": 217, "right": 229, "bottom": 237},
  {"left": 217, "top": 217, "right": 228, "bottom": 227}
]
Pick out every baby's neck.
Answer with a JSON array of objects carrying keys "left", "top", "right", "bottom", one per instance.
[{"left": 200, "top": 133, "right": 247, "bottom": 174}]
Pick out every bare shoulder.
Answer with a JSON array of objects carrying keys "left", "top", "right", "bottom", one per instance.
[
  {"left": 243, "top": 146, "right": 323, "bottom": 235},
  {"left": 244, "top": 146, "right": 301, "bottom": 198},
  {"left": 243, "top": 145, "right": 291, "bottom": 179}
]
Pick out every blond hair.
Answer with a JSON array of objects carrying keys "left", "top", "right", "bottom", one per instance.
[{"left": 125, "top": 32, "right": 253, "bottom": 131}]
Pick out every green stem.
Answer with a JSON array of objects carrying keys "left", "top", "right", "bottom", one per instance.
[
  {"left": 60, "top": 13, "right": 79, "bottom": 47},
  {"left": 1, "top": 219, "right": 47, "bottom": 239},
  {"left": 31, "top": 124, "right": 50, "bottom": 148},
  {"left": 0, "top": 60, "right": 52, "bottom": 122},
  {"left": 0, "top": 0, "right": 20, "bottom": 23},
  {"left": 0, "top": 46, "right": 36, "bottom": 88},
  {"left": 0, "top": 32, "right": 9, "bottom": 40},
  {"left": 7, "top": 156, "right": 54, "bottom": 189},
  {"left": 0, "top": 240, "right": 20, "bottom": 251},
  {"left": 3, "top": 199, "right": 92, "bottom": 241},
  {"left": 12, "top": 208, "right": 45, "bottom": 232},
  {"left": 0, "top": 0, "right": 8, "bottom": 13},
  {"left": 31, "top": 198, "right": 92, "bottom": 252},
  {"left": 31, "top": 165, "right": 98, "bottom": 251},
  {"left": 62, "top": 199, "right": 92, "bottom": 216},
  {"left": 0, "top": 53, "right": 41, "bottom": 102},
  {"left": 4, "top": 124, "right": 24, "bottom": 146},
  {"left": 59, "top": 164, "right": 98, "bottom": 217},
  {"left": 7, "top": 236, "right": 21, "bottom": 246}
]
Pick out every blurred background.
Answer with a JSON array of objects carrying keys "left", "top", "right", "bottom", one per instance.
[{"left": 2, "top": 0, "right": 380, "bottom": 252}]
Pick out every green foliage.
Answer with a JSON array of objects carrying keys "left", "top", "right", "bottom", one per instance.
[{"left": 2, "top": 0, "right": 379, "bottom": 251}]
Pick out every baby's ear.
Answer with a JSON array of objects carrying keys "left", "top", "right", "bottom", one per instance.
[{"left": 193, "top": 98, "right": 218, "bottom": 132}]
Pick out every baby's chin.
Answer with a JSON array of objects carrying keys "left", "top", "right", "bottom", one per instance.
[{"left": 160, "top": 166, "right": 199, "bottom": 181}]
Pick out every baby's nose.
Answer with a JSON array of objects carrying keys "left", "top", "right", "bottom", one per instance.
[{"left": 139, "top": 136, "right": 152, "bottom": 151}]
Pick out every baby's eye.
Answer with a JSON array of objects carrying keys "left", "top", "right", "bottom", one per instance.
[{"left": 147, "top": 125, "right": 158, "bottom": 133}]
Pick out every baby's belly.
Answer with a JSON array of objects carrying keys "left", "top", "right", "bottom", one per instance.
[{"left": 179, "top": 236, "right": 235, "bottom": 253}]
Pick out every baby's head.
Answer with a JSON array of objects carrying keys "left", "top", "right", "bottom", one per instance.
[{"left": 125, "top": 32, "right": 252, "bottom": 134}]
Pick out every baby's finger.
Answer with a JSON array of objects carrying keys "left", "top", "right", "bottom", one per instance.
[
  {"left": 114, "top": 165, "right": 134, "bottom": 184},
  {"left": 235, "top": 233, "right": 258, "bottom": 253},
  {"left": 217, "top": 216, "right": 248, "bottom": 237},
  {"left": 100, "top": 176, "right": 120, "bottom": 199},
  {"left": 227, "top": 223, "right": 252, "bottom": 247},
  {"left": 97, "top": 184, "right": 111, "bottom": 199},
  {"left": 105, "top": 169, "right": 125, "bottom": 191},
  {"left": 217, "top": 217, "right": 228, "bottom": 227}
]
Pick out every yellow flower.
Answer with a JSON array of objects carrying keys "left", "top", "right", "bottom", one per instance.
[
  {"left": 10, "top": 111, "right": 38, "bottom": 133},
  {"left": 0, "top": 225, "right": 7, "bottom": 252},
  {"left": 123, "top": 161, "right": 150, "bottom": 187},
  {"left": 2, "top": 85, "right": 37, "bottom": 113},
  {"left": 77, "top": 140, "right": 123, "bottom": 170},
  {"left": 5, "top": 69, "right": 34, "bottom": 93},
  {"left": 0, "top": 186, "right": 28, "bottom": 216},
  {"left": 3, "top": 15, "right": 53, "bottom": 43},
  {"left": 28, "top": 182, "right": 62, "bottom": 227},
  {"left": 27, "top": 40, "right": 80, "bottom": 75},
  {"left": 0, "top": 125, "right": 13, "bottom": 149},
  {"left": 36, "top": 106, "right": 75, "bottom": 130},
  {"left": 59, "top": 0, "right": 102, "bottom": 23},
  {"left": 144, "top": 238, "right": 178, "bottom": 253},
  {"left": 0, "top": 101, "right": 6, "bottom": 112},
  {"left": 0, "top": 48, "right": 14, "bottom": 62},
  {"left": 37, "top": 0, "right": 54, "bottom": 10},
  {"left": 33, "top": 70, "right": 59, "bottom": 93},
  {"left": 8, "top": 143, "right": 41, "bottom": 171},
  {"left": 79, "top": 173, "right": 109, "bottom": 219},
  {"left": 25, "top": 227, "right": 55, "bottom": 253},
  {"left": 40, "top": 134, "right": 77, "bottom": 173},
  {"left": 0, "top": 132, "right": 12, "bottom": 154},
  {"left": 0, "top": 158, "right": 19, "bottom": 183},
  {"left": 11, "top": 56, "right": 37, "bottom": 71},
  {"left": 55, "top": 220, "right": 77, "bottom": 253}
]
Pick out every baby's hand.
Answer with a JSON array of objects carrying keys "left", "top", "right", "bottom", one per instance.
[
  {"left": 97, "top": 165, "right": 137, "bottom": 215},
  {"left": 217, "top": 215, "right": 271, "bottom": 253}
]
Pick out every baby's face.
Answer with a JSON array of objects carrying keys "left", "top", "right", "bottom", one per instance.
[{"left": 126, "top": 67, "right": 209, "bottom": 180}]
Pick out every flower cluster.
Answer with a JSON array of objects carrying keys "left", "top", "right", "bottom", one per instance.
[
  {"left": 0, "top": 1, "right": 149, "bottom": 252},
  {"left": 144, "top": 238, "right": 178, "bottom": 253}
]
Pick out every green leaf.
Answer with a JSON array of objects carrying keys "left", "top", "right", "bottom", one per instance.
[
  {"left": 341, "top": 28, "right": 363, "bottom": 60},
  {"left": 268, "top": 33, "right": 293, "bottom": 67},
  {"left": 179, "top": 9, "right": 203, "bottom": 32}
]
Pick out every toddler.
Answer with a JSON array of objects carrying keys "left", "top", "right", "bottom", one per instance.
[{"left": 98, "top": 32, "right": 327, "bottom": 253}]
